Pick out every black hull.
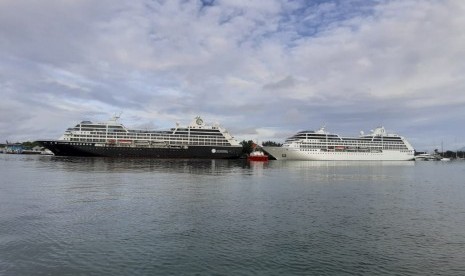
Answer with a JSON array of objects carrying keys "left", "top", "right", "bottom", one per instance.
[{"left": 37, "top": 141, "right": 242, "bottom": 159}]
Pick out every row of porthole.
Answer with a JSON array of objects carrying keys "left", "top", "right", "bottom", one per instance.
[
  {"left": 315, "top": 152, "right": 382, "bottom": 154},
  {"left": 99, "top": 148, "right": 187, "bottom": 150},
  {"left": 69, "top": 143, "right": 92, "bottom": 146},
  {"left": 70, "top": 140, "right": 229, "bottom": 146}
]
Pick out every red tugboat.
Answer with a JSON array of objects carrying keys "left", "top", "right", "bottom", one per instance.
[
  {"left": 247, "top": 151, "right": 269, "bottom": 162},
  {"left": 247, "top": 143, "right": 269, "bottom": 162}
]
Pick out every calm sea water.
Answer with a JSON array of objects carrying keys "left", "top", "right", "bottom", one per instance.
[{"left": 1, "top": 154, "right": 465, "bottom": 275}]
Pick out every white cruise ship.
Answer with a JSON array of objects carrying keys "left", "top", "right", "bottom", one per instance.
[
  {"left": 262, "top": 126, "right": 415, "bottom": 161},
  {"left": 37, "top": 115, "right": 242, "bottom": 158}
]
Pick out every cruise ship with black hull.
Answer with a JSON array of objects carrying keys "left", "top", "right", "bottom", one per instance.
[
  {"left": 262, "top": 126, "right": 415, "bottom": 161},
  {"left": 37, "top": 116, "right": 242, "bottom": 159}
]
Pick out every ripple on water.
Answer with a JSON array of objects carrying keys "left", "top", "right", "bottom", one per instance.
[{"left": 2, "top": 156, "right": 465, "bottom": 275}]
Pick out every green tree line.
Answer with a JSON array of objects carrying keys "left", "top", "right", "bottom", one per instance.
[{"left": 239, "top": 140, "right": 282, "bottom": 155}]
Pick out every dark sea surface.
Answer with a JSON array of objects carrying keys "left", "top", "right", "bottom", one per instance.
[{"left": 1, "top": 154, "right": 465, "bottom": 275}]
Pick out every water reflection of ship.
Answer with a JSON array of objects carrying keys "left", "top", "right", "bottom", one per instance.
[
  {"left": 47, "top": 157, "right": 246, "bottom": 175},
  {"left": 247, "top": 159, "right": 268, "bottom": 176}
]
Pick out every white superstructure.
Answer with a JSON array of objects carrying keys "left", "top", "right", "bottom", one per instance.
[
  {"left": 262, "top": 126, "right": 415, "bottom": 161},
  {"left": 59, "top": 115, "right": 240, "bottom": 147}
]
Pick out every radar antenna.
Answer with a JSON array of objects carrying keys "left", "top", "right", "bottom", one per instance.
[{"left": 110, "top": 111, "right": 123, "bottom": 121}]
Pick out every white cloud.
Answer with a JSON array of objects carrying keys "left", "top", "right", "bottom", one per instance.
[{"left": 1, "top": 0, "right": 464, "bottom": 150}]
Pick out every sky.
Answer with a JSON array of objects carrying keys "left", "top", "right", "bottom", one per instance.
[{"left": 1, "top": 0, "right": 464, "bottom": 151}]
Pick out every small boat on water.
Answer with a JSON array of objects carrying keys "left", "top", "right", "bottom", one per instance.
[
  {"left": 415, "top": 153, "right": 439, "bottom": 161},
  {"left": 247, "top": 150, "right": 269, "bottom": 162}
]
